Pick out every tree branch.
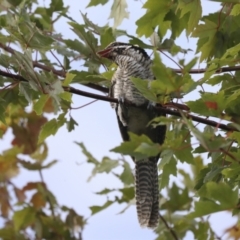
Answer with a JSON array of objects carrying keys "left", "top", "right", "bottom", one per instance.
[
  {"left": 159, "top": 213, "right": 179, "bottom": 240},
  {"left": 0, "top": 69, "right": 237, "bottom": 132},
  {"left": 0, "top": 43, "right": 108, "bottom": 94},
  {"left": 1, "top": 43, "right": 240, "bottom": 94}
]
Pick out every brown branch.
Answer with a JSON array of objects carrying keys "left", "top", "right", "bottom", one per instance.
[
  {"left": 171, "top": 66, "right": 240, "bottom": 74},
  {"left": 159, "top": 213, "right": 179, "bottom": 240},
  {"left": 0, "top": 69, "right": 237, "bottom": 132},
  {"left": 1, "top": 43, "right": 240, "bottom": 76},
  {"left": 0, "top": 43, "right": 108, "bottom": 94}
]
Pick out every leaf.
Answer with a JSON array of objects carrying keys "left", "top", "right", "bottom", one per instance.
[
  {"left": 192, "top": 19, "right": 217, "bottom": 61},
  {"left": 177, "top": 0, "right": 202, "bottom": 34},
  {"left": 13, "top": 207, "right": 36, "bottom": 231},
  {"left": 108, "top": 0, "right": 129, "bottom": 29},
  {"left": 118, "top": 187, "right": 135, "bottom": 203},
  {"left": 33, "top": 95, "right": 49, "bottom": 115},
  {"left": 19, "top": 82, "right": 32, "bottom": 102},
  {"left": 95, "top": 188, "right": 115, "bottom": 195},
  {"left": 68, "top": 22, "right": 98, "bottom": 55},
  {"left": 38, "top": 118, "right": 65, "bottom": 143},
  {"left": 159, "top": 156, "right": 177, "bottom": 189},
  {"left": 111, "top": 133, "right": 160, "bottom": 161},
  {"left": 89, "top": 200, "right": 113, "bottom": 215},
  {"left": 67, "top": 117, "right": 78, "bottom": 132},
  {"left": 161, "top": 184, "right": 191, "bottom": 212},
  {"left": 64, "top": 39, "right": 90, "bottom": 57},
  {"left": 0, "top": 186, "right": 10, "bottom": 218},
  {"left": 87, "top": 0, "right": 109, "bottom": 7},
  {"left": 231, "top": 4, "right": 240, "bottom": 16},
  {"left": 187, "top": 91, "right": 226, "bottom": 117},
  {"left": 22, "top": 182, "right": 46, "bottom": 192},
  {"left": 150, "top": 31, "right": 160, "bottom": 47},
  {"left": 62, "top": 73, "right": 76, "bottom": 86},
  {"left": 136, "top": 0, "right": 172, "bottom": 37},
  {"left": 100, "top": 27, "right": 115, "bottom": 48},
  {"left": 31, "top": 192, "right": 46, "bottom": 209},
  {"left": 76, "top": 142, "right": 99, "bottom": 165},
  {"left": 30, "top": 142, "right": 48, "bottom": 162},
  {"left": 189, "top": 182, "right": 238, "bottom": 218},
  {"left": 11, "top": 113, "right": 47, "bottom": 154},
  {"left": 117, "top": 161, "right": 134, "bottom": 186},
  {"left": 131, "top": 77, "right": 157, "bottom": 102}
]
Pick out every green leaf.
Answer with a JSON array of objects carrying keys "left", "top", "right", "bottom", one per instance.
[
  {"left": 68, "top": 22, "right": 98, "bottom": 55},
  {"left": 159, "top": 156, "right": 177, "bottom": 189},
  {"left": 87, "top": 0, "right": 109, "bottom": 7},
  {"left": 117, "top": 161, "right": 134, "bottom": 186},
  {"left": 192, "top": 19, "right": 217, "bottom": 61},
  {"left": 231, "top": 4, "right": 240, "bottom": 16},
  {"left": 151, "top": 52, "right": 182, "bottom": 96},
  {"left": 100, "top": 27, "right": 115, "bottom": 48},
  {"left": 187, "top": 91, "right": 226, "bottom": 117},
  {"left": 33, "top": 95, "right": 49, "bottom": 115},
  {"left": 189, "top": 182, "right": 238, "bottom": 218},
  {"left": 50, "top": 0, "right": 64, "bottom": 12},
  {"left": 188, "top": 200, "right": 224, "bottom": 219},
  {"left": 0, "top": 104, "right": 6, "bottom": 124},
  {"left": 97, "top": 157, "right": 119, "bottom": 173},
  {"left": 59, "top": 92, "right": 72, "bottom": 102},
  {"left": 118, "top": 187, "right": 134, "bottom": 203},
  {"left": 111, "top": 133, "right": 160, "bottom": 161},
  {"left": 131, "top": 77, "right": 157, "bottom": 102},
  {"left": 63, "top": 73, "right": 76, "bottom": 86},
  {"left": 108, "top": 0, "right": 129, "bottom": 29},
  {"left": 19, "top": 82, "right": 32, "bottom": 102},
  {"left": 161, "top": 184, "right": 191, "bottom": 212},
  {"left": 67, "top": 117, "right": 78, "bottom": 132},
  {"left": 90, "top": 200, "right": 113, "bottom": 215},
  {"left": 13, "top": 207, "right": 36, "bottom": 231},
  {"left": 95, "top": 188, "right": 114, "bottom": 195},
  {"left": 76, "top": 142, "right": 99, "bottom": 165},
  {"left": 177, "top": 0, "right": 202, "bottom": 34},
  {"left": 64, "top": 39, "right": 90, "bottom": 57},
  {"left": 38, "top": 118, "right": 65, "bottom": 143},
  {"left": 136, "top": 0, "right": 172, "bottom": 37}
]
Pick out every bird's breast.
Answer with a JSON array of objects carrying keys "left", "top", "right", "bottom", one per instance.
[{"left": 112, "top": 68, "right": 148, "bottom": 106}]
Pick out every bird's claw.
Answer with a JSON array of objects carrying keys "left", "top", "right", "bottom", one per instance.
[
  {"left": 147, "top": 101, "right": 156, "bottom": 110},
  {"left": 118, "top": 96, "right": 125, "bottom": 105}
]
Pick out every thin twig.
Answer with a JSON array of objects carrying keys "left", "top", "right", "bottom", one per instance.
[
  {"left": 219, "top": 147, "right": 240, "bottom": 163},
  {"left": 159, "top": 213, "right": 179, "bottom": 240},
  {"left": 39, "top": 169, "right": 56, "bottom": 219},
  {"left": 70, "top": 99, "right": 98, "bottom": 109}
]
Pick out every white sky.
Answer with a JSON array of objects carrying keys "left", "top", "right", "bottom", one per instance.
[{"left": 0, "top": 1, "right": 237, "bottom": 240}]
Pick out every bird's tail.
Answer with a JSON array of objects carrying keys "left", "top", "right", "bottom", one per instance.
[{"left": 135, "top": 159, "right": 159, "bottom": 229}]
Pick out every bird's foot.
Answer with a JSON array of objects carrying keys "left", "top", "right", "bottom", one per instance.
[
  {"left": 147, "top": 101, "right": 156, "bottom": 110},
  {"left": 118, "top": 96, "right": 125, "bottom": 104}
]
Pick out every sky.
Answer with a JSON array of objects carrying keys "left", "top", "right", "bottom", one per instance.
[{"left": 0, "top": 1, "right": 238, "bottom": 240}]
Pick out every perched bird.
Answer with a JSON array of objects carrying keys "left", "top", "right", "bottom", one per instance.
[{"left": 97, "top": 42, "right": 166, "bottom": 228}]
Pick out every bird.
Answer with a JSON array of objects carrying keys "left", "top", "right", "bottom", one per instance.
[{"left": 97, "top": 42, "right": 166, "bottom": 229}]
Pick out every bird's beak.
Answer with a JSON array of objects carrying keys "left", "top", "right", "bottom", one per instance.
[{"left": 97, "top": 48, "right": 112, "bottom": 58}]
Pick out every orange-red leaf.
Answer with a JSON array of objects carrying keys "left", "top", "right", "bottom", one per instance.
[{"left": 204, "top": 101, "right": 218, "bottom": 110}]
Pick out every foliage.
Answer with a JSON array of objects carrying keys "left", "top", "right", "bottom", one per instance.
[{"left": 0, "top": 0, "right": 240, "bottom": 239}]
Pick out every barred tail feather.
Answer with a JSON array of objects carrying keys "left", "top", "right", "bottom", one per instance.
[{"left": 135, "top": 160, "right": 159, "bottom": 228}]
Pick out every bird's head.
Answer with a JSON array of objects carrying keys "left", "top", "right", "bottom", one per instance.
[{"left": 97, "top": 42, "right": 150, "bottom": 65}]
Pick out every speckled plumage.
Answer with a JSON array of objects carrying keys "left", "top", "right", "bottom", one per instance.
[{"left": 98, "top": 42, "right": 166, "bottom": 229}]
